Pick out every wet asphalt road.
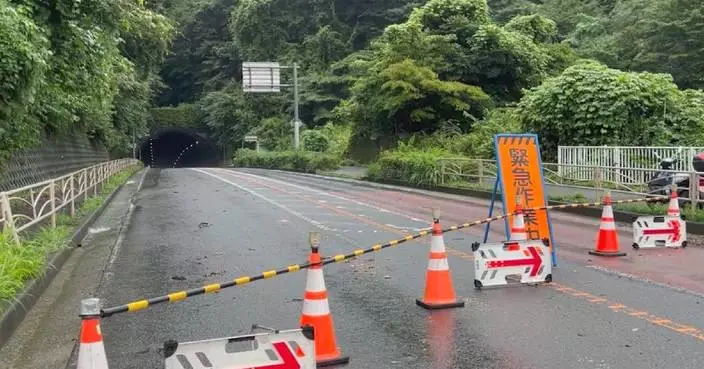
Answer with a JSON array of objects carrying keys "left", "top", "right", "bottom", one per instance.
[{"left": 98, "top": 168, "right": 704, "bottom": 369}]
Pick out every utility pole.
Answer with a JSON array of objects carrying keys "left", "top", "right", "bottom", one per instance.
[
  {"left": 242, "top": 61, "right": 303, "bottom": 150},
  {"left": 293, "top": 63, "right": 301, "bottom": 150}
]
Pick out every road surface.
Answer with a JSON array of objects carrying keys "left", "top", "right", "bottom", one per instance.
[
  {"left": 328, "top": 166, "right": 647, "bottom": 202},
  {"left": 4, "top": 167, "right": 704, "bottom": 369}
]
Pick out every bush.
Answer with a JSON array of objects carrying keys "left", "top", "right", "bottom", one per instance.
[
  {"left": 366, "top": 145, "right": 451, "bottom": 187},
  {"left": 233, "top": 150, "right": 342, "bottom": 173},
  {"left": 319, "top": 123, "right": 352, "bottom": 158},
  {"left": 301, "top": 130, "right": 330, "bottom": 152},
  {"left": 451, "top": 108, "right": 523, "bottom": 158}
]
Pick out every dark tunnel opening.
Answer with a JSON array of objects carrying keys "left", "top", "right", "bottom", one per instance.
[{"left": 139, "top": 130, "right": 221, "bottom": 168}]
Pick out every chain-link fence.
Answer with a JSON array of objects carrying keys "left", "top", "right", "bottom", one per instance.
[{"left": 0, "top": 134, "right": 110, "bottom": 192}]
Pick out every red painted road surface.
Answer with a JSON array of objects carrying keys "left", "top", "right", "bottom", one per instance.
[{"left": 341, "top": 184, "right": 704, "bottom": 296}]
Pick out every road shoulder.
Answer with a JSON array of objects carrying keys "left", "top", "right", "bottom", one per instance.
[{"left": 0, "top": 168, "right": 146, "bottom": 369}]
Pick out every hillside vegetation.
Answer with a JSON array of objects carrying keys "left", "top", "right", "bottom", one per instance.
[{"left": 2, "top": 0, "right": 703, "bottom": 167}]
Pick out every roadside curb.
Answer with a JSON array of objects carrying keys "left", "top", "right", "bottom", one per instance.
[
  {"left": 0, "top": 170, "right": 140, "bottom": 349},
  {"left": 267, "top": 169, "right": 704, "bottom": 235}
]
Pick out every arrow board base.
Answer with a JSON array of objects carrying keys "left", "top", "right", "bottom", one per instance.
[
  {"left": 473, "top": 240, "right": 552, "bottom": 289},
  {"left": 633, "top": 215, "right": 687, "bottom": 249},
  {"left": 415, "top": 299, "right": 466, "bottom": 310},
  {"left": 317, "top": 356, "right": 351, "bottom": 367},
  {"left": 164, "top": 327, "right": 315, "bottom": 369}
]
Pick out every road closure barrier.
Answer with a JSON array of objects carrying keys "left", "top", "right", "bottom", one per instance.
[
  {"left": 590, "top": 192, "right": 626, "bottom": 257},
  {"left": 99, "top": 194, "right": 669, "bottom": 317},
  {"left": 633, "top": 216, "right": 687, "bottom": 249},
  {"left": 82, "top": 192, "right": 679, "bottom": 369},
  {"left": 164, "top": 327, "right": 315, "bottom": 369},
  {"left": 77, "top": 298, "right": 109, "bottom": 369},
  {"left": 472, "top": 239, "right": 552, "bottom": 289},
  {"left": 164, "top": 327, "right": 316, "bottom": 369},
  {"left": 416, "top": 210, "right": 464, "bottom": 310},
  {"left": 299, "top": 234, "right": 349, "bottom": 367}
]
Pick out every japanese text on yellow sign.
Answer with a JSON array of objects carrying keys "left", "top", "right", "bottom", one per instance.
[{"left": 495, "top": 135, "right": 553, "bottom": 247}]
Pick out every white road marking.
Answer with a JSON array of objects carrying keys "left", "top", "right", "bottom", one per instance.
[
  {"left": 100, "top": 166, "right": 149, "bottom": 286},
  {"left": 193, "top": 169, "right": 333, "bottom": 231},
  {"left": 219, "top": 169, "right": 428, "bottom": 225},
  {"left": 585, "top": 265, "right": 704, "bottom": 298},
  {"left": 88, "top": 227, "right": 111, "bottom": 234},
  {"left": 386, "top": 224, "right": 424, "bottom": 232}
]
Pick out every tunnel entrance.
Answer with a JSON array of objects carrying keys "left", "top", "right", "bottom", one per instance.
[{"left": 139, "top": 129, "right": 221, "bottom": 168}]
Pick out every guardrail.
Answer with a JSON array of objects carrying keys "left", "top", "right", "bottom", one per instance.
[
  {"left": 558, "top": 146, "right": 704, "bottom": 182},
  {"left": 438, "top": 158, "right": 703, "bottom": 208},
  {"left": 0, "top": 159, "right": 140, "bottom": 244}
]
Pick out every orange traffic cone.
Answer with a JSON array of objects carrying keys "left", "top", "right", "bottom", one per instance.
[
  {"left": 416, "top": 210, "right": 465, "bottom": 310},
  {"left": 589, "top": 192, "right": 626, "bottom": 257},
  {"left": 77, "top": 298, "right": 109, "bottom": 369},
  {"left": 300, "top": 232, "right": 349, "bottom": 367},
  {"left": 510, "top": 196, "right": 528, "bottom": 241},
  {"left": 668, "top": 185, "right": 680, "bottom": 218}
]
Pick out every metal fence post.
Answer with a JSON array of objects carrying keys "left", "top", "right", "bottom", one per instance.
[
  {"left": 440, "top": 160, "right": 446, "bottom": 186},
  {"left": 478, "top": 161, "right": 484, "bottom": 185},
  {"left": 1, "top": 192, "right": 20, "bottom": 245},
  {"left": 70, "top": 174, "right": 76, "bottom": 217},
  {"left": 30, "top": 189, "right": 36, "bottom": 219},
  {"left": 593, "top": 166, "right": 603, "bottom": 200},
  {"left": 93, "top": 167, "right": 98, "bottom": 196},
  {"left": 83, "top": 169, "right": 89, "bottom": 201},
  {"left": 690, "top": 172, "right": 698, "bottom": 211},
  {"left": 695, "top": 172, "right": 701, "bottom": 210},
  {"left": 50, "top": 180, "right": 56, "bottom": 228}
]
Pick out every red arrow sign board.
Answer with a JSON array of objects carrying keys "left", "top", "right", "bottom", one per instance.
[
  {"left": 486, "top": 246, "right": 542, "bottom": 277},
  {"left": 643, "top": 220, "right": 681, "bottom": 242},
  {"left": 247, "top": 342, "right": 300, "bottom": 369}
]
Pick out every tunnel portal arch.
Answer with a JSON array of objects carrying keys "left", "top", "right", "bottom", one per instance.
[{"left": 139, "top": 129, "right": 221, "bottom": 168}]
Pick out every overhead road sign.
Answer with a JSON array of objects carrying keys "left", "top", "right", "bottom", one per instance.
[{"left": 242, "top": 62, "right": 282, "bottom": 93}]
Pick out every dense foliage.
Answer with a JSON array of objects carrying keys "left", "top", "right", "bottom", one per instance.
[
  {"left": 518, "top": 61, "right": 704, "bottom": 156},
  {"left": 233, "top": 149, "right": 341, "bottom": 173},
  {"left": 4, "top": 0, "right": 704, "bottom": 168},
  {"left": 488, "top": 0, "right": 704, "bottom": 90},
  {"left": 0, "top": 0, "right": 174, "bottom": 164}
]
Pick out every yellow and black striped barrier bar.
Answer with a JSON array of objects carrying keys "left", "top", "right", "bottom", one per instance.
[
  {"left": 100, "top": 211, "right": 517, "bottom": 317},
  {"left": 100, "top": 194, "right": 668, "bottom": 317},
  {"left": 539, "top": 195, "right": 668, "bottom": 212}
]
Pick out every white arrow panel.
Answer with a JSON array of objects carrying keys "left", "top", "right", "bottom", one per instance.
[
  {"left": 165, "top": 328, "right": 315, "bottom": 369},
  {"left": 633, "top": 215, "right": 687, "bottom": 249},
  {"left": 473, "top": 240, "right": 552, "bottom": 289}
]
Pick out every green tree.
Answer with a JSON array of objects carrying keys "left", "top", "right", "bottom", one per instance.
[
  {"left": 0, "top": 1, "right": 50, "bottom": 163},
  {"left": 504, "top": 14, "right": 558, "bottom": 43},
  {"left": 348, "top": 59, "right": 492, "bottom": 141},
  {"left": 518, "top": 61, "right": 703, "bottom": 157},
  {"left": 462, "top": 24, "right": 550, "bottom": 101}
]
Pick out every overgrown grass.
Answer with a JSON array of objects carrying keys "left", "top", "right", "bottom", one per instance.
[
  {"left": 366, "top": 145, "right": 450, "bottom": 187},
  {"left": 549, "top": 192, "right": 588, "bottom": 203},
  {"left": 233, "top": 149, "right": 342, "bottom": 173},
  {"left": 0, "top": 164, "right": 141, "bottom": 304}
]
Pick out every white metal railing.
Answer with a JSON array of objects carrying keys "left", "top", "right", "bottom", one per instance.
[
  {"left": 438, "top": 158, "right": 703, "bottom": 207},
  {"left": 558, "top": 146, "right": 704, "bottom": 184},
  {"left": 0, "top": 158, "right": 140, "bottom": 244}
]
